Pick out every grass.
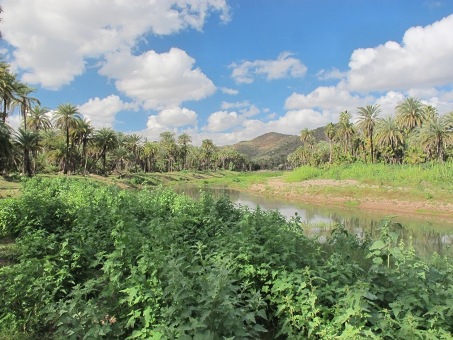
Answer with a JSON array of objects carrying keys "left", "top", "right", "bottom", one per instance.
[
  {"left": 0, "top": 175, "right": 22, "bottom": 199},
  {"left": 282, "top": 162, "right": 453, "bottom": 190},
  {"left": 187, "top": 170, "right": 284, "bottom": 189}
]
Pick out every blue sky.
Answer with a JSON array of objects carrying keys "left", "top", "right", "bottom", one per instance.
[{"left": 2, "top": 0, "right": 453, "bottom": 145}]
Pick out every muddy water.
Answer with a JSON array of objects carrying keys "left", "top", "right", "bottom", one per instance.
[{"left": 173, "top": 185, "right": 453, "bottom": 258}]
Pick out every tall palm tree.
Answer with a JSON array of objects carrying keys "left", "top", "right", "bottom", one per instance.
[
  {"left": 27, "top": 105, "right": 51, "bottom": 132},
  {"left": 72, "top": 117, "right": 93, "bottom": 174},
  {"left": 444, "top": 111, "right": 453, "bottom": 130},
  {"left": 11, "top": 82, "right": 39, "bottom": 130},
  {"left": 375, "top": 116, "right": 404, "bottom": 164},
  {"left": 201, "top": 139, "right": 217, "bottom": 170},
  {"left": 177, "top": 133, "right": 192, "bottom": 170},
  {"left": 93, "top": 127, "right": 118, "bottom": 175},
  {"left": 356, "top": 104, "right": 380, "bottom": 163},
  {"left": 337, "top": 111, "right": 355, "bottom": 156},
  {"left": 159, "top": 131, "right": 177, "bottom": 172},
  {"left": 53, "top": 103, "right": 80, "bottom": 174},
  {"left": 143, "top": 141, "right": 159, "bottom": 172},
  {"left": 324, "top": 122, "right": 336, "bottom": 164},
  {"left": 300, "top": 128, "right": 315, "bottom": 148},
  {"left": 0, "top": 121, "right": 13, "bottom": 172},
  {"left": 395, "top": 97, "right": 426, "bottom": 133},
  {"left": 124, "top": 133, "right": 142, "bottom": 171},
  {"left": 423, "top": 105, "right": 438, "bottom": 121},
  {"left": 0, "top": 63, "right": 18, "bottom": 123},
  {"left": 417, "top": 115, "right": 452, "bottom": 162},
  {"left": 15, "top": 128, "right": 40, "bottom": 176}
]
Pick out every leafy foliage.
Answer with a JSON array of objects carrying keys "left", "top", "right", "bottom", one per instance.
[{"left": 0, "top": 177, "right": 452, "bottom": 338}]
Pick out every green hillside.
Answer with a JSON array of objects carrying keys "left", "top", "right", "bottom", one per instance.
[{"left": 231, "top": 128, "right": 327, "bottom": 169}]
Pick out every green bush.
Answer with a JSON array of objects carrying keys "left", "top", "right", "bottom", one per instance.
[{"left": 0, "top": 177, "right": 452, "bottom": 338}]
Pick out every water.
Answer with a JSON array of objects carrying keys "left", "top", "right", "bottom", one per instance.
[{"left": 173, "top": 185, "right": 453, "bottom": 258}]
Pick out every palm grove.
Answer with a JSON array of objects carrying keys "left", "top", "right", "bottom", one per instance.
[
  {"left": 0, "top": 62, "right": 250, "bottom": 177},
  {"left": 2, "top": 59, "right": 453, "bottom": 177},
  {"left": 288, "top": 100, "right": 453, "bottom": 167}
]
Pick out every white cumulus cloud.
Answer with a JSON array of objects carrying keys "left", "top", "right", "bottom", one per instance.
[
  {"left": 346, "top": 14, "right": 453, "bottom": 92},
  {"left": 285, "top": 86, "right": 372, "bottom": 113},
  {"left": 230, "top": 52, "right": 307, "bottom": 84},
  {"left": 204, "top": 110, "right": 242, "bottom": 132},
  {"left": 99, "top": 48, "right": 216, "bottom": 110},
  {"left": 78, "top": 95, "right": 136, "bottom": 128},
  {"left": 155, "top": 107, "right": 197, "bottom": 127},
  {"left": 2, "top": 0, "right": 229, "bottom": 89}
]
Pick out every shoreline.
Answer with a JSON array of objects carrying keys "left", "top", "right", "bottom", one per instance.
[{"left": 247, "top": 177, "right": 453, "bottom": 225}]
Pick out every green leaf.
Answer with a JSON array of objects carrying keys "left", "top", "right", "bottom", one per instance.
[
  {"left": 369, "top": 240, "right": 385, "bottom": 250},
  {"left": 372, "top": 257, "right": 383, "bottom": 265}
]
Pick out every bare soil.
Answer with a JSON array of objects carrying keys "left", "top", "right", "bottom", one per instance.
[{"left": 250, "top": 178, "right": 453, "bottom": 224}]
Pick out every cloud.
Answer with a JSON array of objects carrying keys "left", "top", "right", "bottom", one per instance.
[
  {"left": 285, "top": 86, "right": 372, "bottom": 112},
  {"left": 2, "top": 0, "right": 229, "bottom": 89},
  {"left": 230, "top": 52, "right": 307, "bottom": 84},
  {"left": 99, "top": 48, "right": 216, "bottom": 110},
  {"left": 316, "top": 68, "right": 347, "bottom": 81},
  {"left": 154, "top": 107, "right": 197, "bottom": 127},
  {"left": 220, "top": 87, "right": 239, "bottom": 95},
  {"left": 143, "top": 106, "right": 197, "bottom": 140},
  {"left": 221, "top": 101, "right": 251, "bottom": 110},
  {"left": 78, "top": 95, "right": 136, "bottom": 128},
  {"left": 346, "top": 14, "right": 453, "bottom": 92},
  {"left": 204, "top": 110, "right": 242, "bottom": 132}
]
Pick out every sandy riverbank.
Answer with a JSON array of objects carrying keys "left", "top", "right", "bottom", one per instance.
[{"left": 249, "top": 178, "right": 453, "bottom": 224}]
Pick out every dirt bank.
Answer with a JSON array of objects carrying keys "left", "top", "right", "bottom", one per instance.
[{"left": 250, "top": 178, "right": 453, "bottom": 224}]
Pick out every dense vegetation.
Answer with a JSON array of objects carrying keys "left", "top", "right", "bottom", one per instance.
[
  {"left": 2, "top": 59, "right": 453, "bottom": 177},
  {"left": 1, "top": 177, "right": 452, "bottom": 339},
  {"left": 283, "top": 162, "right": 453, "bottom": 188},
  {"left": 288, "top": 105, "right": 453, "bottom": 168}
]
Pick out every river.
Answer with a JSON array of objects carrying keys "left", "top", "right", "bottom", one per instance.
[{"left": 173, "top": 185, "right": 453, "bottom": 258}]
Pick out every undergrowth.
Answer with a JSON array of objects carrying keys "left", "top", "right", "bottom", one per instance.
[
  {"left": 283, "top": 162, "right": 453, "bottom": 189},
  {"left": 0, "top": 177, "right": 452, "bottom": 339}
]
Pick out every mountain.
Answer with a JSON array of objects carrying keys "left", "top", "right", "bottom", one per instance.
[{"left": 230, "top": 128, "right": 327, "bottom": 169}]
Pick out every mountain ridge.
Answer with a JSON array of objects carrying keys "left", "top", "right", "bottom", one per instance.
[{"left": 229, "top": 128, "right": 327, "bottom": 169}]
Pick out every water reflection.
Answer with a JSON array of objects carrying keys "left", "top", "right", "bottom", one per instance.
[{"left": 173, "top": 185, "right": 453, "bottom": 258}]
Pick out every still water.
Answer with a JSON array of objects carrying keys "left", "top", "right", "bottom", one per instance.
[{"left": 173, "top": 185, "right": 453, "bottom": 258}]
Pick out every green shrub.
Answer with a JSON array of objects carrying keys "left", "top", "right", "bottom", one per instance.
[{"left": 0, "top": 177, "right": 452, "bottom": 338}]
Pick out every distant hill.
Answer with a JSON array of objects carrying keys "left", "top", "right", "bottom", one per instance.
[{"left": 230, "top": 128, "right": 327, "bottom": 169}]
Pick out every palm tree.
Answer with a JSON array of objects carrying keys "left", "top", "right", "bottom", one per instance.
[
  {"left": 201, "top": 139, "right": 217, "bottom": 170},
  {"left": 444, "top": 111, "right": 453, "bottom": 130},
  {"left": 300, "top": 128, "right": 315, "bottom": 148},
  {"left": 143, "top": 141, "right": 159, "bottom": 172},
  {"left": 324, "top": 122, "right": 336, "bottom": 164},
  {"left": 124, "top": 133, "right": 142, "bottom": 171},
  {"left": 11, "top": 82, "right": 39, "bottom": 130},
  {"left": 72, "top": 117, "right": 93, "bottom": 174},
  {"left": 159, "top": 131, "right": 177, "bottom": 172},
  {"left": 356, "top": 104, "right": 380, "bottom": 163},
  {"left": 27, "top": 105, "right": 51, "bottom": 132},
  {"left": 395, "top": 97, "right": 426, "bottom": 133},
  {"left": 177, "top": 133, "right": 192, "bottom": 170},
  {"left": 0, "top": 121, "right": 13, "bottom": 173},
  {"left": 15, "top": 128, "right": 40, "bottom": 176},
  {"left": 337, "top": 111, "right": 355, "bottom": 156},
  {"left": 53, "top": 103, "right": 80, "bottom": 174},
  {"left": 93, "top": 127, "right": 118, "bottom": 175},
  {"left": 417, "top": 115, "right": 452, "bottom": 162},
  {"left": 375, "top": 116, "right": 404, "bottom": 164},
  {"left": 0, "top": 63, "right": 18, "bottom": 123},
  {"left": 423, "top": 105, "right": 438, "bottom": 121}
]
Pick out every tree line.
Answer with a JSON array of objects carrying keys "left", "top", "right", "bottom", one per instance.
[
  {"left": 2, "top": 58, "right": 453, "bottom": 177},
  {"left": 0, "top": 61, "right": 250, "bottom": 176},
  {"left": 289, "top": 100, "right": 453, "bottom": 167}
]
